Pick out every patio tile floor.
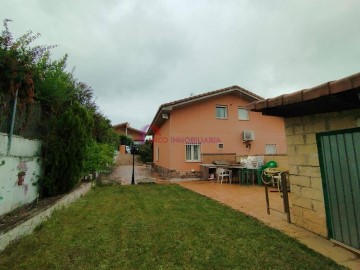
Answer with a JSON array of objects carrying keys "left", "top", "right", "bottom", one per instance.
[{"left": 178, "top": 181, "right": 360, "bottom": 270}]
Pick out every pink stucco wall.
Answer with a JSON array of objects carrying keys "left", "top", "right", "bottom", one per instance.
[
  {"left": 153, "top": 93, "right": 286, "bottom": 174},
  {"left": 153, "top": 117, "right": 171, "bottom": 169}
]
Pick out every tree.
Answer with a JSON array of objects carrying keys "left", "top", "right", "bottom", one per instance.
[
  {"left": 1, "top": 20, "right": 119, "bottom": 198},
  {"left": 0, "top": 19, "right": 54, "bottom": 103},
  {"left": 40, "top": 102, "right": 93, "bottom": 197},
  {"left": 92, "top": 111, "right": 119, "bottom": 146},
  {"left": 119, "top": 134, "right": 133, "bottom": 146}
]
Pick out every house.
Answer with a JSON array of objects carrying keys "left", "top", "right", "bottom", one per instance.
[
  {"left": 248, "top": 72, "right": 360, "bottom": 253},
  {"left": 146, "top": 85, "right": 287, "bottom": 179},
  {"left": 113, "top": 122, "right": 145, "bottom": 144}
]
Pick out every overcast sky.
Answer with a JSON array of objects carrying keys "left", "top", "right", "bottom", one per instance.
[{"left": 2, "top": 0, "right": 360, "bottom": 129}]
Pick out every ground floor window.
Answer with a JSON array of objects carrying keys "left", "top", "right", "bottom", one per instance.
[
  {"left": 265, "top": 144, "right": 277, "bottom": 154},
  {"left": 185, "top": 143, "right": 201, "bottom": 161},
  {"left": 155, "top": 147, "right": 159, "bottom": 161}
]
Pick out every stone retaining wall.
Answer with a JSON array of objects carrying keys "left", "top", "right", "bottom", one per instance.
[{"left": 154, "top": 164, "right": 201, "bottom": 179}]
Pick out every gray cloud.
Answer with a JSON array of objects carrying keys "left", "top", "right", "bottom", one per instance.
[{"left": 2, "top": 0, "right": 360, "bottom": 128}]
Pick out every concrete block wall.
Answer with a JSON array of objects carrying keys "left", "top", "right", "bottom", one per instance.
[
  {"left": 0, "top": 133, "right": 42, "bottom": 216},
  {"left": 285, "top": 109, "right": 360, "bottom": 237}
]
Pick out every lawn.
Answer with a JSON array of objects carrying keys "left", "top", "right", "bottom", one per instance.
[{"left": 0, "top": 185, "right": 344, "bottom": 270}]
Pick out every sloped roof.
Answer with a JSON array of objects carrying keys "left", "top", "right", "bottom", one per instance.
[
  {"left": 159, "top": 85, "right": 263, "bottom": 109},
  {"left": 248, "top": 72, "right": 360, "bottom": 117},
  {"left": 146, "top": 85, "right": 264, "bottom": 135},
  {"left": 113, "top": 122, "right": 144, "bottom": 134},
  {"left": 113, "top": 122, "right": 129, "bottom": 129}
]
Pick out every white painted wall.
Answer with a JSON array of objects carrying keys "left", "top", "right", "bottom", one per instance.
[{"left": 0, "top": 133, "right": 42, "bottom": 216}]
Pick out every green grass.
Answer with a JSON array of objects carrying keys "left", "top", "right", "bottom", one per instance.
[{"left": 0, "top": 185, "right": 345, "bottom": 270}]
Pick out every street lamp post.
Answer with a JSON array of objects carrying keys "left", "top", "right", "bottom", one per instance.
[{"left": 131, "top": 144, "right": 135, "bottom": 185}]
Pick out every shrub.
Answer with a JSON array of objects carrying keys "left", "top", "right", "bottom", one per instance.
[
  {"left": 40, "top": 103, "right": 92, "bottom": 197},
  {"left": 139, "top": 143, "right": 153, "bottom": 163},
  {"left": 83, "top": 140, "right": 115, "bottom": 175}
]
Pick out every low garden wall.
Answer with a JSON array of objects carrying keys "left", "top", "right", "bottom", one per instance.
[
  {"left": 154, "top": 164, "right": 201, "bottom": 179},
  {"left": 0, "top": 182, "right": 92, "bottom": 251}
]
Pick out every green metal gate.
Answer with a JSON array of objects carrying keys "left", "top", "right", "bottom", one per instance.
[{"left": 317, "top": 128, "right": 360, "bottom": 252}]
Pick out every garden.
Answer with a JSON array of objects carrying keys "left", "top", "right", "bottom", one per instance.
[{"left": 0, "top": 185, "right": 344, "bottom": 269}]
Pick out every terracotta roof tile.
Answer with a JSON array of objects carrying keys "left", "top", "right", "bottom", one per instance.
[
  {"left": 268, "top": 95, "right": 283, "bottom": 107},
  {"left": 255, "top": 99, "right": 268, "bottom": 110},
  {"left": 303, "top": 82, "right": 330, "bottom": 101},
  {"left": 160, "top": 85, "right": 263, "bottom": 108},
  {"left": 283, "top": 90, "right": 303, "bottom": 105},
  {"left": 349, "top": 72, "right": 360, "bottom": 88},
  {"left": 248, "top": 71, "right": 360, "bottom": 116},
  {"left": 329, "top": 78, "right": 352, "bottom": 94}
]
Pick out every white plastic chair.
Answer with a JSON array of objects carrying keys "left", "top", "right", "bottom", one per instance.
[{"left": 216, "top": 168, "right": 232, "bottom": 184}]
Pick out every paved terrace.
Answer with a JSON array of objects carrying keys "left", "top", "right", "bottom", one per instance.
[{"left": 178, "top": 181, "right": 359, "bottom": 270}]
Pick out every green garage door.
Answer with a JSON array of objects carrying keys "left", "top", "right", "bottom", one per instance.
[{"left": 317, "top": 128, "right": 360, "bottom": 252}]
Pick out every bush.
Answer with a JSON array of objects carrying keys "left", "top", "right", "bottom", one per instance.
[
  {"left": 138, "top": 143, "right": 153, "bottom": 163},
  {"left": 40, "top": 103, "right": 92, "bottom": 197},
  {"left": 83, "top": 140, "right": 115, "bottom": 175}
]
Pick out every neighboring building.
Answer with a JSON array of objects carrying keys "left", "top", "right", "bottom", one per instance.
[
  {"left": 146, "top": 85, "right": 287, "bottom": 178},
  {"left": 248, "top": 72, "right": 360, "bottom": 253},
  {"left": 113, "top": 122, "right": 145, "bottom": 144}
]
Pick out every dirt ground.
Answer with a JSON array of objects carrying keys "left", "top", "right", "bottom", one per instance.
[{"left": 0, "top": 194, "right": 63, "bottom": 234}]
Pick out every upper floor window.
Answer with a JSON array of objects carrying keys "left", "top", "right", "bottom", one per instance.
[
  {"left": 216, "top": 105, "right": 227, "bottom": 119},
  {"left": 238, "top": 107, "right": 249, "bottom": 120},
  {"left": 186, "top": 143, "right": 201, "bottom": 162}
]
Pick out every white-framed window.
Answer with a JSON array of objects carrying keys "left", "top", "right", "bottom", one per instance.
[
  {"left": 185, "top": 143, "right": 201, "bottom": 162},
  {"left": 218, "top": 143, "right": 224, "bottom": 150},
  {"left": 216, "top": 105, "right": 227, "bottom": 119},
  {"left": 238, "top": 107, "right": 249, "bottom": 120},
  {"left": 155, "top": 147, "right": 159, "bottom": 161},
  {"left": 265, "top": 144, "right": 277, "bottom": 154}
]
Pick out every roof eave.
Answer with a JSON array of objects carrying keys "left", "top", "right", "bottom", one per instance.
[{"left": 248, "top": 72, "right": 360, "bottom": 117}]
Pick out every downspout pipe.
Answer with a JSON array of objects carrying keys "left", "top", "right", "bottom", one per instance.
[{"left": 7, "top": 88, "right": 18, "bottom": 156}]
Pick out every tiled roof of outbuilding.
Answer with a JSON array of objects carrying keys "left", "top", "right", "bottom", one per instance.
[{"left": 248, "top": 72, "right": 360, "bottom": 117}]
